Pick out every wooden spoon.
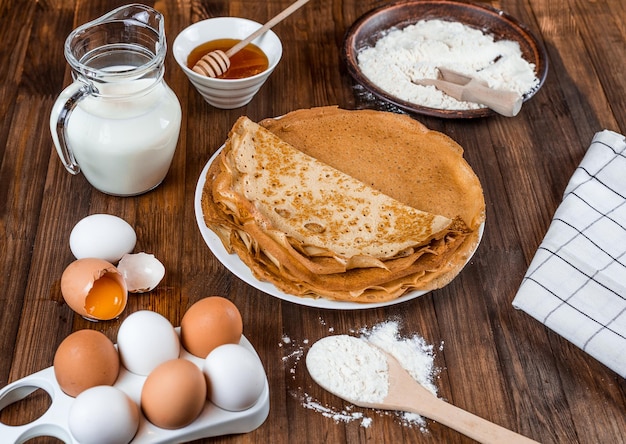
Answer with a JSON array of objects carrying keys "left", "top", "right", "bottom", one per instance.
[
  {"left": 192, "top": 0, "right": 311, "bottom": 77},
  {"left": 412, "top": 67, "right": 523, "bottom": 117},
  {"left": 317, "top": 350, "right": 539, "bottom": 444}
]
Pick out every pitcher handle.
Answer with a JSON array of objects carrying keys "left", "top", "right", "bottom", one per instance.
[{"left": 49, "top": 82, "right": 90, "bottom": 175}]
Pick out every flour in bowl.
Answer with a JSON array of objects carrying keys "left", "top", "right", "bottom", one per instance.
[{"left": 357, "top": 19, "right": 540, "bottom": 110}]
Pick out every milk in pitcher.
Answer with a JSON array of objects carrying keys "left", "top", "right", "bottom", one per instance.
[
  {"left": 50, "top": 4, "right": 182, "bottom": 196},
  {"left": 65, "top": 77, "right": 181, "bottom": 196}
]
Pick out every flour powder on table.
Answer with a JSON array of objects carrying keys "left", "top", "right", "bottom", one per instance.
[{"left": 357, "top": 19, "right": 540, "bottom": 110}]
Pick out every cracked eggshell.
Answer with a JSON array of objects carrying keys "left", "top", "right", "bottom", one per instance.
[
  {"left": 117, "top": 253, "right": 165, "bottom": 293},
  {"left": 60, "top": 258, "right": 128, "bottom": 321},
  {"left": 70, "top": 214, "right": 137, "bottom": 263}
]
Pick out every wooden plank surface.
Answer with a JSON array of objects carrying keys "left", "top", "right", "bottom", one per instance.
[{"left": 1, "top": 0, "right": 625, "bottom": 443}]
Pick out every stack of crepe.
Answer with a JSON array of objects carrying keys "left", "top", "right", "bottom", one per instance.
[{"left": 202, "top": 107, "right": 485, "bottom": 303}]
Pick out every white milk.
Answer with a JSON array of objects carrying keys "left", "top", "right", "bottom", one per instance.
[{"left": 64, "top": 78, "right": 181, "bottom": 196}]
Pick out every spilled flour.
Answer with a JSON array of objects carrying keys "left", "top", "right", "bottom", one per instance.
[{"left": 280, "top": 318, "right": 440, "bottom": 431}]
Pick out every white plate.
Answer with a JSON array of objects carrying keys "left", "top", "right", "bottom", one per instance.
[{"left": 194, "top": 147, "right": 483, "bottom": 309}]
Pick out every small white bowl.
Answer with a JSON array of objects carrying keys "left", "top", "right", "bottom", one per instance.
[{"left": 173, "top": 17, "right": 283, "bottom": 109}]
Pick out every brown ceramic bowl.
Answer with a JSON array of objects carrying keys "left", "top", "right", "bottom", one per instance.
[{"left": 343, "top": 0, "right": 549, "bottom": 118}]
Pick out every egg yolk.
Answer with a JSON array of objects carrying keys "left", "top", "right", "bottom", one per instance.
[{"left": 84, "top": 275, "right": 125, "bottom": 319}]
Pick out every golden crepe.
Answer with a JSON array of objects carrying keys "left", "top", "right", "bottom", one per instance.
[{"left": 202, "top": 107, "right": 485, "bottom": 303}]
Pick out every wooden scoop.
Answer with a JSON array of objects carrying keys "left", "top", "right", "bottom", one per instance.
[
  {"left": 192, "top": 0, "right": 310, "bottom": 77},
  {"left": 413, "top": 67, "right": 524, "bottom": 117},
  {"left": 321, "top": 350, "right": 539, "bottom": 444}
]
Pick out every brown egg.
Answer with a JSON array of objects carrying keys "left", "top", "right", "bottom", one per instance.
[
  {"left": 60, "top": 258, "right": 128, "bottom": 321},
  {"left": 53, "top": 329, "right": 120, "bottom": 397},
  {"left": 140, "top": 359, "right": 206, "bottom": 429},
  {"left": 180, "top": 296, "right": 243, "bottom": 358}
]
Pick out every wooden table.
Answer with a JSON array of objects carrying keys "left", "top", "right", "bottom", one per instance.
[{"left": 1, "top": 0, "right": 624, "bottom": 443}]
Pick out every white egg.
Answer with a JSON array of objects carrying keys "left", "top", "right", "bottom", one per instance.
[
  {"left": 117, "top": 310, "right": 180, "bottom": 375},
  {"left": 117, "top": 252, "right": 165, "bottom": 293},
  {"left": 68, "top": 386, "right": 139, "bottom": 444},
  {"left": 70, "top": 214, "right": 137, "bottom": 263},
  {"left": 203, "top": 343, "right": 266, "bottom": 411}
]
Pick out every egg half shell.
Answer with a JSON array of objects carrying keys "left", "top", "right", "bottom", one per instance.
[
  {"left": 117, "top": 252, "right": 165, "bottom": 293},
  {"left": 70, "top": 214, "right": 137, "bottom": 263},
  {"left": 60, "top": 258, "right": 128, "bottom": 321}
]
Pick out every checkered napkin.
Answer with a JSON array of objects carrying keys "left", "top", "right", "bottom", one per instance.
[{"left": 513, "top": 130, "right": 626, "bottom": 378}]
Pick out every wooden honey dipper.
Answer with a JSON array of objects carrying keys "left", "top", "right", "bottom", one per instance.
[{"left": 192, "top": 0, "right": 311, "bottom": 78}]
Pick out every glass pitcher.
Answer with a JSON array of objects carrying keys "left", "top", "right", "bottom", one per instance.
[{"left": 50, "top": 4, "right": 182, "bottom": 196}]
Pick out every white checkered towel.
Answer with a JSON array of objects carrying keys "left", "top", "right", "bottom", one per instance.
[{"left": 513, "top": 130, "right": 626, "bottom": 378}]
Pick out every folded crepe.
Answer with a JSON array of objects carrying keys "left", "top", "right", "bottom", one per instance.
[{"left": 202, "top": 107, "right": 485, "bottom": 302}]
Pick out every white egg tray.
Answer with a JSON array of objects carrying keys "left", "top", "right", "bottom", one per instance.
[{"left": 0, "top": 333, "right": 269, "bottom": 443}]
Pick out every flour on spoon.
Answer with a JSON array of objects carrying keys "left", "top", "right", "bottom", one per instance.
[{"left": 306, "top": 321, "right": 438, "bottom": 406}]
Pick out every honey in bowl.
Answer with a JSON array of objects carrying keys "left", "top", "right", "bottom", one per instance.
[{"left": 188, "top": 39, "right": 269, "bottom": 79}]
